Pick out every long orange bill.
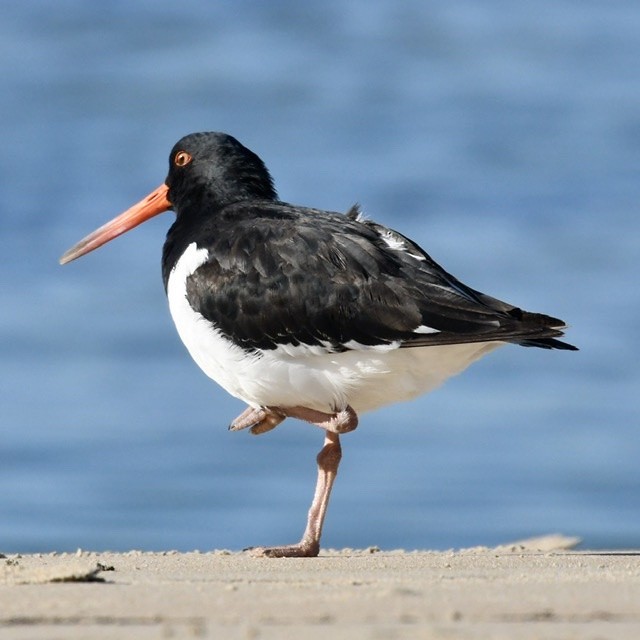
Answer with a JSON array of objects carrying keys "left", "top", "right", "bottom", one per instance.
[{"left": 59, "top": 184, "right": 172, "bottom": 265}]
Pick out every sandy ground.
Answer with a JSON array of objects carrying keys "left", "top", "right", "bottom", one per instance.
[{"left": 1, "top": 536, "right": 638, "bottom": 639}]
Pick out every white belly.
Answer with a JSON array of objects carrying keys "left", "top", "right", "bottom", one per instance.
[{"left": 168, "top": 243, "right": 502, "bottom": 414}]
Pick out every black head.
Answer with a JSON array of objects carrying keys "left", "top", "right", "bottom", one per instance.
[
  {"left": 60, "top": 132, "right": 277, "bottom": 266},
  {"left": 166, "top": 132, "right": 278, "bottom": 214}
]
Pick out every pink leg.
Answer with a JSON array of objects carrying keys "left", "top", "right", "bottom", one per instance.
[
  {"left": 230, "top": 404, "right": 358, "bottom": 557},
  {"left": 273, "top": 405, "right": 358, "bottom": 434},
  {"left": 250, "top": 430, "right": 343, "bottom": 558}
]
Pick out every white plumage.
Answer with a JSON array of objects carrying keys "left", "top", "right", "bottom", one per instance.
[{"left": 168, "top": 242, "right": 502, "bottom": 414}]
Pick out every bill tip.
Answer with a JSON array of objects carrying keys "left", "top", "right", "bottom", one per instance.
[{"left": 59, "top": 251, "right": 73, "bottom": 265}]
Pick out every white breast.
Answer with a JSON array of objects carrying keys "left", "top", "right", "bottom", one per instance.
[{"left": 167, "top": 243, "right": 502, "bottom": 414}]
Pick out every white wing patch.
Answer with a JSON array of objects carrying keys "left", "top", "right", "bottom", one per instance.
[
  {"left": 380, "top": 229, "right": 405, "bottom": 251},
  {"left": 342, "top": 339, "right": 401, "bottom": 352},
  {"left": 379, "top": 228, "right": 426, "bottom": 262},
  {"left": 413, "top": 325, "right": 441, "bottom": 335}
]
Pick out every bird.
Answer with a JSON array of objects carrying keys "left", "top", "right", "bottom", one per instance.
[{"left": 60, "top": 131, "right": 577, "bottom": 557}]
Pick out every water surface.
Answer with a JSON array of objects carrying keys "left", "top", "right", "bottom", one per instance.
[{"left": 1, "top": 1, "right": 638, "bottom": 552}]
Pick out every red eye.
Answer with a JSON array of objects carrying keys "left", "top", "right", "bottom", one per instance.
[{"left": 174, "top": 151, "right": 192, "bottom": 167}]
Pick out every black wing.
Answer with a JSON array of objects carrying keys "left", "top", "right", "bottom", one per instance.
[{"left": 184, "top": 202, "right": 577, "bottom": 353}]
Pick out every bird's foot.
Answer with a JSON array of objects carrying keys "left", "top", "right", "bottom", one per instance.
[
  {"left": 272, "top": 405, "right": 358, "bottom": 434},
  {"left": 245, "top": 540, "right": 320, "bottom": 558},
  {"left": 230, "top": 404, "right": 358, "bottom": 436},
  {"left": 229, "top": 406, "right": 285, "bottom": 435}
]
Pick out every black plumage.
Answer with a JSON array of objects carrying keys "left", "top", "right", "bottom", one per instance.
[{"left": 161, "top": 133, "right": 576, "bottom": 355}]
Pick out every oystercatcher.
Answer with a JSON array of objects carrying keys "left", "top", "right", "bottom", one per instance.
[{"left": 60, "top": 132, "right": 577, "bottom": 557}]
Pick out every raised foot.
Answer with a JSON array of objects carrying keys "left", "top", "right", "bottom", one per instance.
[
  {"left": 246, "top": 541, "right": 320, "bottom": 558},
  {"left": 229, "top": 405, "right": 358, "bottom": 436},
  {"left": 228, "top": 406, "right": 285, "bottom": 435},
  {"left": 276, "top": 405, "right": 358, "bottom": 434}
]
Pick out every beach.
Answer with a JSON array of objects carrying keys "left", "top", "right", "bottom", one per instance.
[{"left": 2, "top": 536, "right": 638, "bottom": 639}]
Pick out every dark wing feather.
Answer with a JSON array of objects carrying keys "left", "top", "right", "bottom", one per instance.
[
  {"left": 184, "top": 202, "right": 577, "bottom": 352},
  {"left": 357, "top": 221, "right": 578, "bottom": 349}
]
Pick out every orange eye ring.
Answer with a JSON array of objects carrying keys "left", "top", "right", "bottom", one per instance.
[{"left": 174, "top": 151, "right": 192, "bottom": 167}]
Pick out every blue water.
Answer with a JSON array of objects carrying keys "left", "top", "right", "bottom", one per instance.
[{"left": 1, "top": 1, "right": 639, "bottom": 553}]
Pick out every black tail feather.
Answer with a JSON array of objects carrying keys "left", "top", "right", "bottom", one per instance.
[{"left": 517, "top": 337, "right": 578, "bottom": 351}]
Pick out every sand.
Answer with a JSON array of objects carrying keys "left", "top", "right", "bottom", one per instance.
[{"left": 1, "top": 535, "right": 638, "bottom": 639}]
